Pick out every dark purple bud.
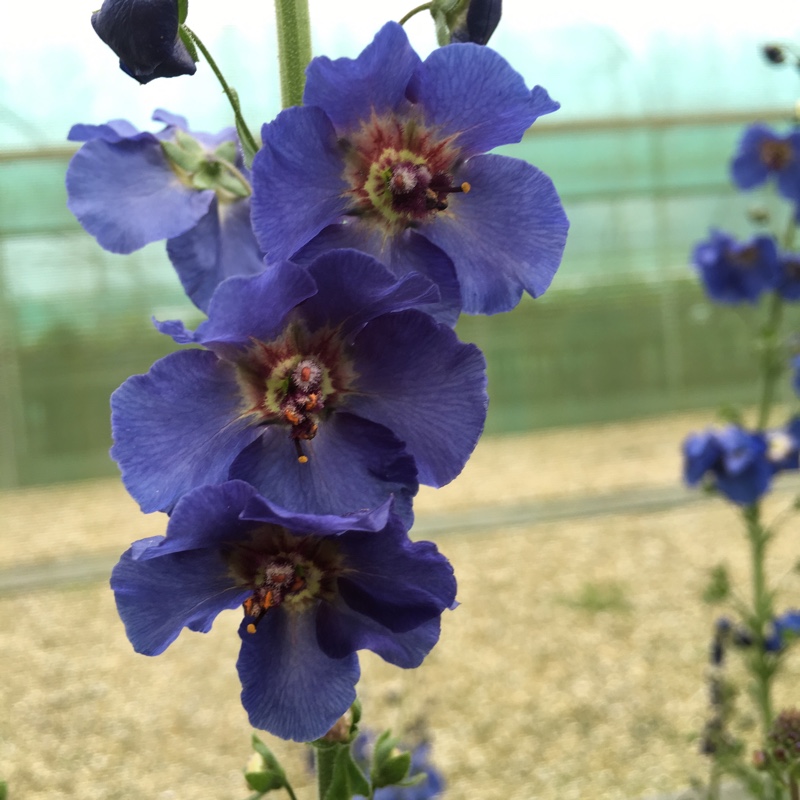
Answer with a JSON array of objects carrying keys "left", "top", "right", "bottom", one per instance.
[
  {"left": 451, "top": 0, "right": 502, "bottom": 46},
  {"left": 763, "top": 44, "right": 786, "bottom": 64},
  {"left": 91, "top": 0, "right": 197, "bottom": 84}
]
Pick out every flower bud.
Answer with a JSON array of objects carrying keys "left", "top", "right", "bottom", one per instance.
[
  {"left": 91, "top": 0, "right": 197, "bottom": 84},
  {"left": 450, "top": 0, "right": 502, "bottom": 45}
]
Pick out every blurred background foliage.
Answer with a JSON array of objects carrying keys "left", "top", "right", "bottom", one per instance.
[{"left": 2, "top": 0, "right": 800, "bottom": 489}]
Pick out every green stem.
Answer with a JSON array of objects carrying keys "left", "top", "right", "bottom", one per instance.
[
  {"left": 399, "top": 2, "right": 433, "bottom": 25},
  {"left": 756, "top": 291, "right": 784, "bottom": 431},
  {"left": 180, "top": 26, "right": 259, "bottom": 157},
  {"left": 745, "top": 506, "right": 775, "bottom": 738},
  {"left": 273, "top": 0, "right": 312, "bottom": 108},
  {"left": 284, "top": 782, "right": 299, "bottom": 800},
  {"left": 316, "top": 746, "right": 337, "bottom": 800}
]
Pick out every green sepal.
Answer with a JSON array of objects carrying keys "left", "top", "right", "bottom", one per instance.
[
  {"left": 429, "top": 0, "right": 468, "bottom": 45},
  {"left": 161, "top": 129, "right": 208, "bottom": 174},
  {"left": 244, "top": 768, "right": 285, "bottom": 794},
  {"left": 702, "top": 564, "right": 731, "bottom": 604},
  {"left": 251, "top": 734, "right": 287, "bottom": 778},
  {"left": 177, "top": 0, "right": 189, "bottom": 24},
  {"left": 323, "top": 745, "right": 371, "bottom": 800},
  {"left": 191, "top": 164, "right": 221, "bottom": 191},
  {"left": 215, "top": 140, "right": 239, "bottom": 164},
  {"left": 178, "top": 25, "right": 199, "bottom": 63},
  {"left": 371, "top": 730, "right": 412, "bottom": 789}
]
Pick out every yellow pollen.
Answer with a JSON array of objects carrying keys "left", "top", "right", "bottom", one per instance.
[
  {"left": 246, "top": 623, "right": 257, "bottom": 635},
  {"left": 298, "top": 455, "right": 309, "bottom": 464},
  {"left": 461, "top": 182, "right": 471, "bottom": 193}
]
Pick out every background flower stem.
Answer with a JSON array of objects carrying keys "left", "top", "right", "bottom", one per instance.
[
  {"left": 756, "top": 291, "right": 785, "bottom": 431},
  {"left": 744, "top": 506, "right": 775, "bottom": 739},
  {"left": 273, "top": 0, "right": 312, "bottom": 108}
]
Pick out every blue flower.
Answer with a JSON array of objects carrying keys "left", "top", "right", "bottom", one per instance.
[
  {"left": 793, "top": 355, "right": 800, "bottom": 396},
  {"left": 765, "top": 611, "right": 800, "bottom": 652},
  {"left": 691, "top": 230, "right": 779, "bottom": 303},
  {"left": 683, "top": 427, "right": 772, "bottom": 505},
  {"left": 66, "top": 110, "right": 264, "bottom": 312},
  {"left": 776, "top": 253, "right": 800, "bottom": 300},
  {"left": 91, "top": 0, "right": 196, "bottom": 84},
  {"left": 111, "top": 250, "right": 488, "bottom": 519},
  {"left": 730, "top": 124, "right": 800, "bottom": 203},
  {"left": 250, "top": 22, "right": 568, "bottom": 318},
  {"left": 110, "top": 480, "right": 457, "bottom": 742}
]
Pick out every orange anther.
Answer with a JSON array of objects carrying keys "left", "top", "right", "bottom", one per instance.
[
  {"left": 301, "top": 366, "right": 312, "bottom": 382},
  {"left": 284, "top": 408, "right": 302, "bottom": 425},
  {"left": 246, "top": 623, "right": 257, "bottom": 635},
  {"left": 298, "top": 455, "right": 309, "bottom": 464},
  {"left": 290, "top": 576, "right": 306, "bottom": 592},
  {"left": 460, "top": 182, "right": 471, "bottom": 193},
  {"left": 243, "top": 597, "right": 256, "bottom": 616},
  {"left": 263, "top": 590, "right": 274, "bottom": 609}
]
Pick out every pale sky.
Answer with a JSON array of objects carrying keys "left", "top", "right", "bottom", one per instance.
[{"left": 2, "top": 0, "right": 799, "bottom": 145}]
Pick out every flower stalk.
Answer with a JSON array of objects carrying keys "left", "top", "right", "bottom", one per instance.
[
  {"left": 273, "top": 0, "right": 312, "bottom": 108},
  {"left": 179, "top": 25, "right": 260, "bottom": 161}
]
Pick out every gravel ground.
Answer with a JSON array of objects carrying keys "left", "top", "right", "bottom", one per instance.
[{"left": 2, "top": 410, "right": 800, "bottom": 800}]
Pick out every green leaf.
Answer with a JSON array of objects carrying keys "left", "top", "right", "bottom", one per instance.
[
  {"left": 323, "top": 745, "right": 370, "bottom": 800},
  {"left": 177, "top": 0, "right": 189, "bottom": 24},
  {"left": 0, "top": 780, "right": 7, "bottom": 800},
  {"left": 702, "top": 564, "right": 731, "bottom": 604}
]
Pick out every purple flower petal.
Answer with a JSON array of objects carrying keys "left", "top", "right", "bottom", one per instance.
[
  {"left": 237, "top": 608, "right": 360, "bottom": 741},
  {"left": 111, "top": 546, "right": 247, "bottom": 655},
  {"left": 293, "top": 226, "right": 462, "bottom": 326},
  {"left": 133, "top": 481, "right": 263, "bottom": 559},
  {"left": 251, "top": 106, "right": 350, "bottom": 263},
  {"left": 241, "top": 492, "right": 394, "bottom": 536},
  {"left": 316, "top": 601, "right": 442, "bottom": 669},
  {"left": 421, "top": 154, "right": 568, "bottom": 313},
  {"left": 334, "top": 520, "right": 457, "bottom": 632},
  {"left": 110, "top": 349, "right": 261, "bottom": 513},
  {"left": 66, "top": 138, "right": 214, "bottom": 253},
  {"left": 408, "top": 45, "right": 559, "bottom": 157},
  {"left": 299, "top": 249, "right": 440, "bottom": 340},
  {"left": 229, "top": 412, "right": 418, "bottom": 525},
  {"left": 303, "top": 22, "right": 421, "bottom": 130},
  {"left": 193, "top": 260, "right": 317, "bottom": 356},
  {"left": 68, "top": 119, "right": 144, "bottom": 143},
  {"left": 166, "top": 197, "right": 266, "bottom": 313},
  {"left": 347, "top": 310, "right": 487, "bottom": 487}
]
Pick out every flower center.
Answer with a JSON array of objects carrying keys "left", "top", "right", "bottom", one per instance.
[
  {"left": 227, "top": 528, "right": 342, "bottom": 633},
  {"left": 343, "top": 114, "right": 467, "bottom": 233},
  {"left": 235, "top": 325, "right": 356, "bottom": 463},
  {"left": 760, "top": 139, "right": 793, "bottom": 171},
  {"left": 727, "top": 244, "right": 759, "bottom": 269}
]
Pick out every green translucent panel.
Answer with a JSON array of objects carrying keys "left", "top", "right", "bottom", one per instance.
[{"left": 0, "top": 116, "right": 794, "bottom": 487}]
